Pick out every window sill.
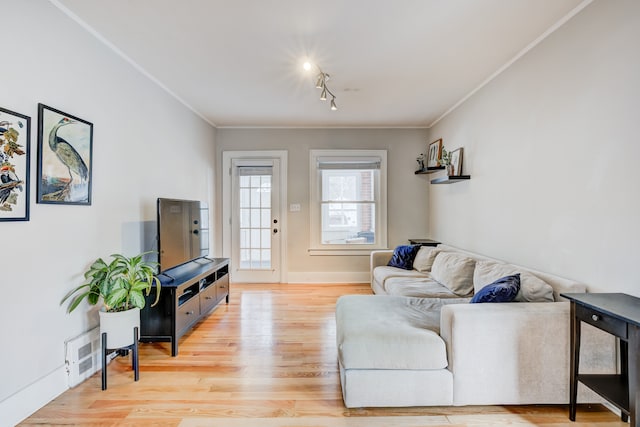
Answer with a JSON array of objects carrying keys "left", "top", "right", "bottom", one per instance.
[{"left": 308, "top": 248, "right": 388, "bottom": 256}]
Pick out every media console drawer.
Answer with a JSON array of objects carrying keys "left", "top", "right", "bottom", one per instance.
[
  {"left": 199, "top": 282, "right": 218, "bottom": 314},
  {"left": 176, "top": 296, "right": 199, "bottom": 334}
]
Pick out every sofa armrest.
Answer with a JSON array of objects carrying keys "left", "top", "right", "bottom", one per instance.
[
  {"left": 370, "top": 250, "right": 393, "bottom": 282},
  {"left": 370, "top": 250, "right": 393, "bottom": 270},
  {"left": 440, "top": 302, "right": 617, "bottom": 405}
]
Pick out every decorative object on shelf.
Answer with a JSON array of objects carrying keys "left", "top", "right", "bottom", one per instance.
[
  {"left": 303, "top": 61, "right": 337, "bottom": 111},
  {"left": 416, "top": 153, "right": 425, "bottom": 172},
  {"left": 427, "top": 138, "right": 443, "bottom": 168},
  {"left": 37, "top": 104, "right": 93, "bottom": 205},
  {"left": 0, "top": 106, "right": 30, "bottom": 221},
  {"left": 440, "top": 147, "right": 454, "bottom": 175},
  {"left": 61, "top": 252, "right": 161, "bottom": 348},
  {"left": 450, "top": 147, "right": 464, "bottom": 176}
]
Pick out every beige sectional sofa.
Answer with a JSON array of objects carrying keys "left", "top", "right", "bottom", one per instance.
[{"left": 336, "top": 244, "right": 618, "bottom": 408}]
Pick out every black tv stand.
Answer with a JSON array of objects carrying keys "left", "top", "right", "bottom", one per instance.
[{"left": 140, "top": 258, "right": 229, "bottom": 356}]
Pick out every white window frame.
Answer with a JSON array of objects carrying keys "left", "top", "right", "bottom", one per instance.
[{"left": 309, "top": 149, "right": 387, "bottom": 256}]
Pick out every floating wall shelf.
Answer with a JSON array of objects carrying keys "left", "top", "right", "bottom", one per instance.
[
  {"left": 415, "top": 166, "right": 445, "bottom": 175},
  {"left": 430, "top": 175, "right": 471, "bottom": 184}
]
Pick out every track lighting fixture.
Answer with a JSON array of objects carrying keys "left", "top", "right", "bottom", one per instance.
[{"left": 304, "top": 62, "right": 337, "bottom": 111}]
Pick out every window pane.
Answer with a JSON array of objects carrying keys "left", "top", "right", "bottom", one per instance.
[
  {"left": 261, "top": 209, "right": 270, "bottom": 228},
  {"left": 250, "top": 249, "right": 261, "bottom": 266},
  {"left": 239, "top": 189, "right": 250, "bottom": 208},
  {"left": 250, "top": 208, "right": 261, "bottom": 228},
  {"left": 240, "top": 208, "right": 250, "bottom": 228},
  {"left": 261, "top": 229, "right": 271, "bottom": 249},
  {"left": 240, "top": 229, "right": 250, "bottom": 248},
  {"left": 239, "top": 175, "right": 250, "bottom": 187},
  {"left": 240, "top": 249, "right": 251, "bottom": 268},
  {"left": 251, "top": 187, "right": 260, "bottom": 206},
  {"left": 321, "top": 202, "right": 376, "bottom": 244},
  {"left": 251, "top": 229, "right": 260, "bottom": 248},
  {"left": 250, "top": 176, "right": 261, "bottom": 187},
  {"left": 261, "top": 189, "right": 271, "bottom": 208},
  {"left": 261, "top": 249, "right": 271, "bottom": 264}
]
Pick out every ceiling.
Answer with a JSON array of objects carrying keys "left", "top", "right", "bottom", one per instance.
[{"left": 55, "top": 0, "right": 586, "bottom": 128}]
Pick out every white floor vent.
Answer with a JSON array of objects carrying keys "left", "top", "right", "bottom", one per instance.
[{"left": 65, "top": 327, "right": 102, "bottom": 387}]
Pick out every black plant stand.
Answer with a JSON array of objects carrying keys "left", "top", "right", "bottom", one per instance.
[{"left": 101, "top": 326, "right": 139, "bottom": 390}]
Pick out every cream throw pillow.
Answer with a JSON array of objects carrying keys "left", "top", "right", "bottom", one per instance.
[
  {"left": 430, "top": 252, "right": 476, "bottom": 297},
  {"left": 473, "top": 260, "right": 554, "bottom": 302},
  {"left": 412, "top": 247, "right": 442, "bottom": 272}
]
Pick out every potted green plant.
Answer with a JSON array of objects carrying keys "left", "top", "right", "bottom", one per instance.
[
  {"left": 61, "top": 252, "right": 161, "bottom": 349},
  {"left": 439, "top": 148, "right": 455, "bottom": 176}
]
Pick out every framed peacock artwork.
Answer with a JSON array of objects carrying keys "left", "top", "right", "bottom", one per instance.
[
  {"left": 37, "top": 104, "right": 93, "bottom": 205},
  {"left": 0, "top": 106, "right": 30, "bottom": 221}
]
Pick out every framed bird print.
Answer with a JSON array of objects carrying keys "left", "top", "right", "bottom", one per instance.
[
  {"left": 37, "top": 104, "right": 93, "bottom": 205},
  {"left": 0, "top": 106, "right": 30, "bottom": 221}
]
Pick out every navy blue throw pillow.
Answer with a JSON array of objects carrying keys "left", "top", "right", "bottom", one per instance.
[
  {"left": 470, "top": 274, "right": 521, "bottom": 303},
  {"left": 387, "top": 245, "right": 420, "bottom": 270}
]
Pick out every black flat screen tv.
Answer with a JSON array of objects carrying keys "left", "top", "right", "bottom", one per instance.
[{"left": 157, "top": 198, "right": 209, "bottom": 272}]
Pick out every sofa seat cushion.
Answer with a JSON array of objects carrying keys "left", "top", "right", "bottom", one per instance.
[
  {"left": 384, "top": 276, "right": 460, "bottom": 298},
  {"left": 336, "top": 295, "right": 468, "bottom": 370},
  {"left": 373, "top": 266, "right": 428, "bottom": 287}
]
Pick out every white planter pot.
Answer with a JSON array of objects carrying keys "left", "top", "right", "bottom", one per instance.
[{"left": 99, "top": 307, "right": 140, "bottom": 349}]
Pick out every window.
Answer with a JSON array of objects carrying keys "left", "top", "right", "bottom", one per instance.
[{"left": 310, "top": 150, "right": 387, "bottom": 255}]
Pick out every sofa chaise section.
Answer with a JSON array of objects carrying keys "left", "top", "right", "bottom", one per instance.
[{"left": 337, "top": 244, "right": 618, "bottom": 408}]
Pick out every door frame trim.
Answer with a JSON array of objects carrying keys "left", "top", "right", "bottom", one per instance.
[{"left": 222, "top": 150, "right": 288, "bottom": 283}]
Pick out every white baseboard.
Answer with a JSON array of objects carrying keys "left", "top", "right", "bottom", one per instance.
[
  {"left": 0, "top": 365, "right": 68, "bottom": 426},
  {"left": 286, "top": 271, "right": 369, "bottom": 284}
]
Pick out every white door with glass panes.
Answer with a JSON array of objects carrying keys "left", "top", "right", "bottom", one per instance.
[{"left": 230, "top": 159, "right": 281, "bottom": 283}]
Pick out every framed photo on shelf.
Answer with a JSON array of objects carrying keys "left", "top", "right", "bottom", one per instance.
[
  {"left": 450, "top": 147, "right": 464, "bottom": 176},
  {"left": 0, "top": 106, "right": 31, "bottom": 221},
  {"left": 37, "top": 104, "right": 93, "bottom": 205},
  {"left": 427, "top": 138, "right": 443, "bottom": 168}
]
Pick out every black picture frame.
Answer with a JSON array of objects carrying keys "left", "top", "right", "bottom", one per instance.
[
  {"left": 37, "top": 104, "right": 93, "bottom": 205},
  {"left": 0, "top": 106, "right": 31, "bottom": 221}
]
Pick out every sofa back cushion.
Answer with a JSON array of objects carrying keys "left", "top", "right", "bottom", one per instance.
[
  {"left": 430, "top": 252, "right": 476, "bottom": 297},
  {"left": 473, "top": 260, "right": 554, "bottom": 302},
  {"left": 412, "top": 246, "right": 444, "bottom": 272}
]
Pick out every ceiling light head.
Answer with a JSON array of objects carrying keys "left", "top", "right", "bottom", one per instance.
[
  {"left": 303, "top": 61, "right": 312, "bottom": 71},
  {"left": 307, "top": 64, "right": 338, "bottom": 111}
]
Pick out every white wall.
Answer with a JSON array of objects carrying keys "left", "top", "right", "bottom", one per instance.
[
  {"left": 0, "top": 1, "right": 216, "bottom": 424},
  {"left": 216, "top": 128, "right": 429, "bottom": 282},
  {"left": 428, "top": 0, "right": 640, "bottom": 295}
]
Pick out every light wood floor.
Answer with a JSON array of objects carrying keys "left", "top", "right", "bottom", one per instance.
[{"left": 22, "top": 284, "right": 626, "bottom": 426}]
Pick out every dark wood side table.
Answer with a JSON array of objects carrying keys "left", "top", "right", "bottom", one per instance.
[
  {"left": 408, "top": 238, "right": 440, "bottom": 247},
  {"left": 561, "top": 292, "right": 640, "bottom": 426}
]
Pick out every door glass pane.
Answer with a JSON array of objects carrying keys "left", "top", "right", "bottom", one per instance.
[{"left": 238, "top": 168, "right": 272, "bottom": 270}]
